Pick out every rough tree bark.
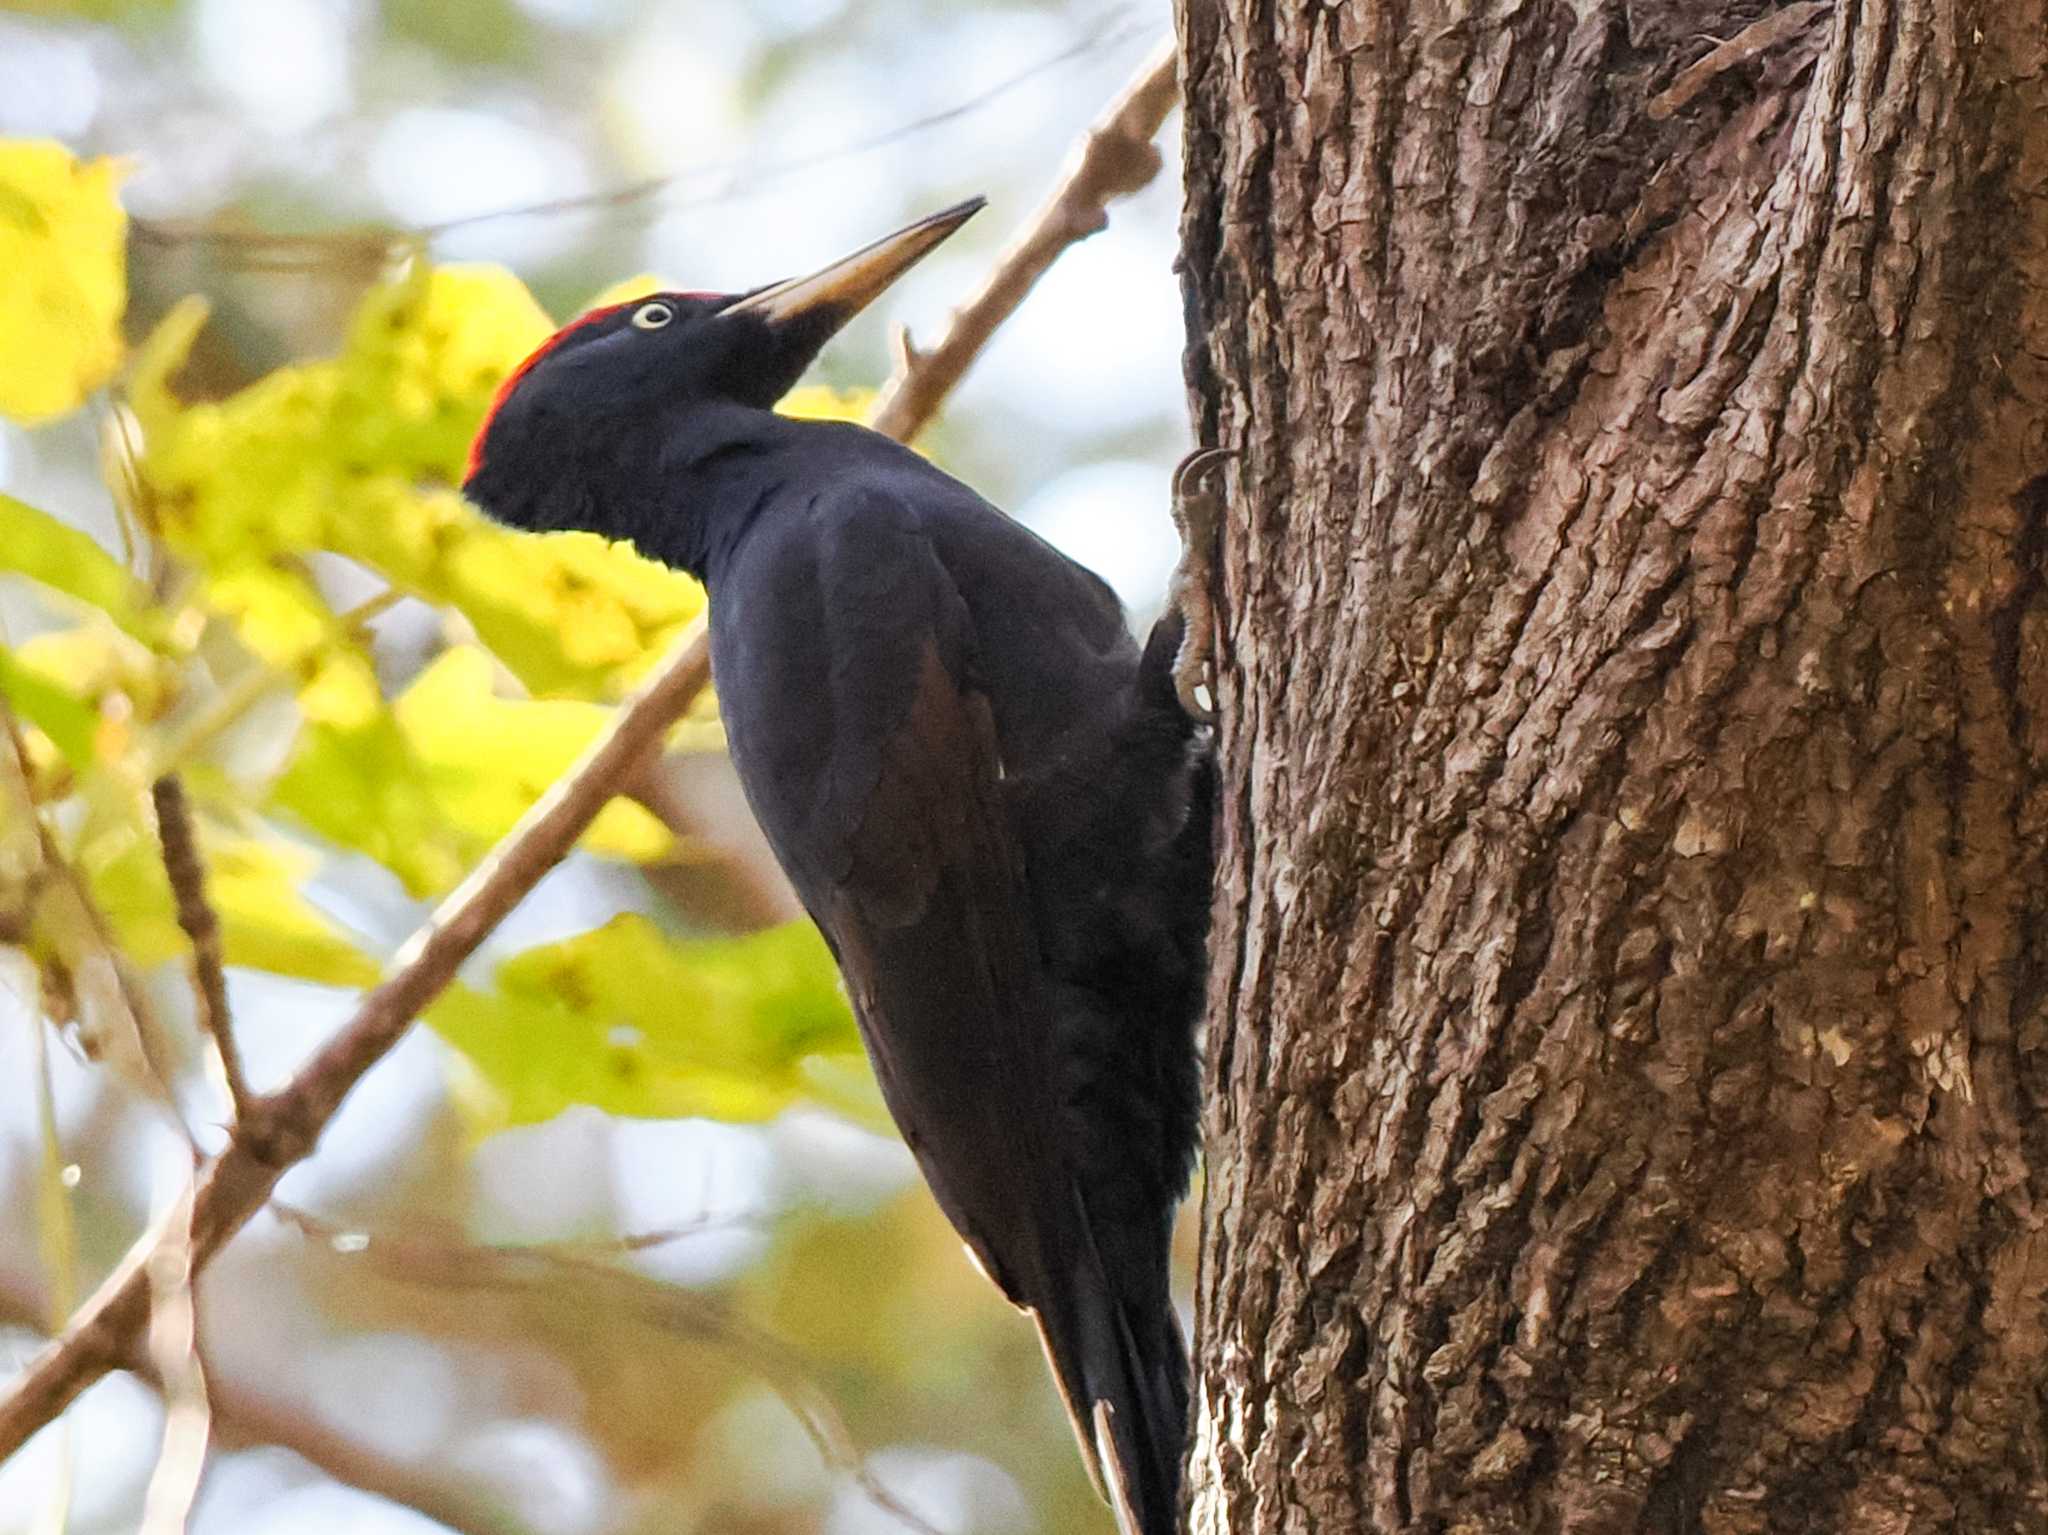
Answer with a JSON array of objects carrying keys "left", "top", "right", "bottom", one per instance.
[{"left": 1175, "top": 2, "right": 2048, "bottom": 1531}]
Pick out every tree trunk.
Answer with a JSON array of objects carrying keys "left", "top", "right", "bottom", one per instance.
[{"left": 1174, "top": 2, "right": 2048, "bottom": 1531}]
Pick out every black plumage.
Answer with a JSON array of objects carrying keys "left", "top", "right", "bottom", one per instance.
[{"left": 463, "top": 201, "right": 1211, "bottom": 1535}]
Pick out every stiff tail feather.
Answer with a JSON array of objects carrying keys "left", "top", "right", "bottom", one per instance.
[{"left": 1030, "top": 1217, "right": 1189, "bottom": 1535}]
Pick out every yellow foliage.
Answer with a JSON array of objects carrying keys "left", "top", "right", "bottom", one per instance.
[
  {"left": 429, "top": 914, "right": 859, "bottom": 1128},
  {"left": 392, "top": 646, "right": 669, "bottom": 863},
  {"left": 0, "top": 140, "right": 126, "bottom": 425},
  {"left": 131, "top": 264, "right": 705, "bottom": 701},
  {"left": 781, "top": 384, "right": 875, "bottom": 426},
  {"left": 89, "top": 818, "right": 379, "bottom": 988},
  {"left": 0, "top": 646, "right": 98, "bottom": 769},
  {"left": 3, "top": 220, "right": 907, "bottom": 1136},
  {"left": 0, "top": 493, "right": 159, "bottom": 642},
  {"left": 273, "top": 644, "right": 671, "bottom": 897}
]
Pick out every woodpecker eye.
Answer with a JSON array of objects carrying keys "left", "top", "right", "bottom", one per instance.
[{"left": 631, "top": 302, "right": 675, "bottom": 330}]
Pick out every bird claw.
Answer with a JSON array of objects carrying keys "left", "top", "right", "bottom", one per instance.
[{"left": 1166, "top": 447, "right": 1235, "bottom": 723}]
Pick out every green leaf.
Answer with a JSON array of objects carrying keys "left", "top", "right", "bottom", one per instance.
[
  {"left": 0, "top": 645, "right": 98, "bottom": 767},
  {"left": 0, "top": 493, "right": 159, "bottom": 642},
  {"left": 271, "top": 644, "right": 671, "bottom": 897},
  {"left": 392, "top": 646, "right": 670, "bottom": 862},
  {"left": 380, "top": 0, "right": 537, "bottom": 68},
  {"left": 272, "top": 710, "right": 470, "bottom": 899},
  {"left": 429, "top": 915, "right": 863, "bottom": 1127}
]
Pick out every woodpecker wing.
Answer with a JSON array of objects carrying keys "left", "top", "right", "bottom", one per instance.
[
  {"left": 710, "top": 482, "right": 1175, "bottom": 1526},
  {"left": 715, "top": 484, "right": 1069, "bottom": 1276}
]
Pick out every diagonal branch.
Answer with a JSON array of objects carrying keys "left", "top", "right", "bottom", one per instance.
[
  {"left": 867, "top": 36, "right": 1180, "bottom": 443},
  {"left": 138, "top": 1171, "right": 208, "bottom": 1535}
]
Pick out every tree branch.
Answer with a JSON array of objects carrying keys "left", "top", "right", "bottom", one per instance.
[
  {"left": 866, "top": 35, "right": 1179, "bottom": 443},
  {"left": 150, "top": 775, "right": 250, "bottom": 1124},
  {"left": 138, "top": 1172, "right": 208, "bottom": 1535},
  {"left": 0, "top": 625, "right": 711, "bottom": 1464}
]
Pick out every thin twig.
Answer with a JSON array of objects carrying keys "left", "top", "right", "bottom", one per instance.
[
  {"left": 867, "top": 35, "right": 1179, "bottom": 442},
  {"left": 276, "top": 1206, "right": 944, "bottom": 1535},
  {"left": 270, "top": 1200, "right": 764, "bottom": 1258},
  {"left": 150, "top": 775, "right": 251, "bottom": 1124},
  {"left": 0, "top": 624, "right": 712, "bottom": 1464},
  {"left": 128, "top": 8, "right": 1147, "bottom": 272},
  {"left": 138, "top": 1171, "right": 210, "bottom": 1535}
]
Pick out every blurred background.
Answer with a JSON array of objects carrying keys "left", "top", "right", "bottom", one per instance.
[{"left": 0, "top": 0, "right": 1195, "bottom": 1531}]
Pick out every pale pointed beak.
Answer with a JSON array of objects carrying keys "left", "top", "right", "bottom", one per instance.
[{"left": 726, "top": 197, "right": 986, "bottom": 327}]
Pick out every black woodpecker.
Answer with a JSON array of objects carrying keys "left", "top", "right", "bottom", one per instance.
[{"left": 463, "top": 200, "right": 1215, "bottom": 1535}]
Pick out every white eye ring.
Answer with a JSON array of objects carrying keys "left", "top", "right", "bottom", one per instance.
[{"left": 631, "top": 301, "right": 675, "bottom": 330}]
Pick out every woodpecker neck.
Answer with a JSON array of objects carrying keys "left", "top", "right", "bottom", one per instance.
[
  {"left": 641, "top": 409, "right": 913, "bottom": 587},
  {"left": 634, "top": 401, "right": 801, "bottom": 583}
]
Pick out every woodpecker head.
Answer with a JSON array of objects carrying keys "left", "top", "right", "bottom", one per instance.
[{"left": 463, "top": 197, "right": 983, "bottom": 536}]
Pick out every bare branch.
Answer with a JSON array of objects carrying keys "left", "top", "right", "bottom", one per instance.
[
  {"left": 150, "top": 775, "right": 250, "bottom": 1124},
  {"left": 128, "top": 10, "right": 1147, "bottom": 272},
  {"left": 867, "top": 35, "right": 1179, "bottom": 443},
  {"left": 272, "top": 1201, "right": 763, "bottom": 1259},
  {"left": 0, "top": 624, "right": 712, "bottom": 1464}
]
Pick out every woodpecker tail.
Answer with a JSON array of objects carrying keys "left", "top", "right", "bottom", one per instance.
[{"left": 1032, "top": 1201, "right": 1190, "bottom": 1535}]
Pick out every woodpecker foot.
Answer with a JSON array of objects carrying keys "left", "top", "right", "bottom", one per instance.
[{"left": 1165, "top": 447, "right": 1234, "bottom": 723}]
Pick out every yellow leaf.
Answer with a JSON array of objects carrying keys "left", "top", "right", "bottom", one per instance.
[
  {"left": 272, "top": 712, "right": 468, "bottom": 898},
  {"left": 11, "top": 621, "right": 166, "bottom": 726},
  {"left": 0, "top": 140, "right": 126, "bottom": 425},
  {"left": 394, "top": 646, "right": 669, "bottom": 861},
  {"left": 272, "top": 644, "right": 672, "bottom": 897},
  {"left": 428, "top": 915, "right": 858, "bottom": 1127},
  {"left": 0, "top": 646, "right": 98, "bottom": 768},
  {"left": 781, "top": 385, "right": 874, "bottom": 426}
]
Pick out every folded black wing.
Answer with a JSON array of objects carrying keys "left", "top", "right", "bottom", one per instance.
[
  {"left": 713, "top": 487, "right": 1069, "bottom": 1296},
  {"left": 713, "top": 482, "right": 1183, "bottom": 1521}
]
